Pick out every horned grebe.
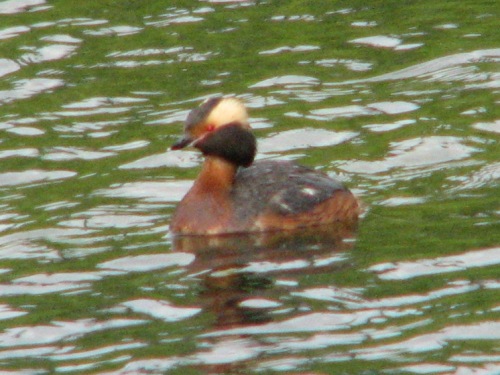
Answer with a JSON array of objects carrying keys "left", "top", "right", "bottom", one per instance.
[{"left": 170, "top": 97, "right": 359, "bottom": 235}]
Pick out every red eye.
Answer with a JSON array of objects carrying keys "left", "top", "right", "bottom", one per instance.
[{"left": 206, "top": 124, "right": 215, "bottom": 132}]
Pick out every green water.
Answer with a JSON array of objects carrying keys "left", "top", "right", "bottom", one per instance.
[{"left": 0, "top": 0, "right": 499, "bottom": 374}]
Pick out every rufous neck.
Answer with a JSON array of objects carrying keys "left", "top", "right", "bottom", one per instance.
[{"left": 193, "top": 156, "right": 238, "bottom": 192}]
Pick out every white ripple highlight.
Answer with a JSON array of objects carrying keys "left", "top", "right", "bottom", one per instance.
[{"left": 369, "top": 246, "right": 500, "bottom": 280}]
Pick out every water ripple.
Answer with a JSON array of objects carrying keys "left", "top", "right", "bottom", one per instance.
[
  {"left": 250, "top": 75, "right": 320, "bottom": 88},
  {"left": 473, "top": 120, "right": 500, "bottom": 134},
  {"left": 369, "top": 246, "right": 500, "bottom": 280},
  {"left": 333, "top": 48, "right": 500, "bottom": 85},
  {"left": 0, "top": 0, "right": 47, "bottom": 14},
  {"left": 0, "top": 304, "right": 27, "bottom": 320},
  {"left": 450, "top": 162, "right": 500, "bottom": 191},
  {"left": 0, "top": 58, "right": 20, "bottom": 77},
  {"left": 259, "top": 45, "right": 320, "bottom": 55},
  {"left": 119, "top": 150, "right": 199, "bottom": 170},
  {"left": 354, "top": 321, "right": 500, "bottom": 358},
  {"left": 0, "top": 227, "right": 93, "bottom": 260},
  {"left": 259, "top": 128, "right": 358, "bottom": 153},
  {"left": 43, "top": 147, "right": 116, "bottom": 161},
  {"left": 19, "top": 44, "right": 79, "bottom": 64},
  {"left": 0, "top": 78, "right": 64, "bottom": 105},
  {"left": 350, "top": 35, "right": 403, "bottom": 49},
  {"left": 338, "top": 136, "right": 479, "bottom": 175},
  {"left": 0, "top": 170, "right": 76, "bottom": 187},
  {"left": 83, "top": 26, "right": 143, "bottom": 37},
  {"left": 121, "top": 299, "right": 201, "bottom": 322},
  {"left": 95, "top": 181, "right": 192, "bottom": 202},
  {"left": 0, "top": 319, "right": 145, "bottom": 347},
  {"left": 202, "top": 310, "right": 381, "bottom": 337},
  {"left": 97, "top": 253, "right": 195, "bottom": 273},
  {"left": 0, "top": 148, "right": 39, "bottom": 159}
]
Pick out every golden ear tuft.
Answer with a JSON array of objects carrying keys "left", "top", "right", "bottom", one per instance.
[{"left": 206, "top": 97, "right": 249, "bottom": 129}]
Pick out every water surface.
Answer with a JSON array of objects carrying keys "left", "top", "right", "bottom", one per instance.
[{"left": 0, "top": 0, "right": 499, "bottom": 374}]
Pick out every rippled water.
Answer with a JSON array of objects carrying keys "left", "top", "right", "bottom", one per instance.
[{"left": 0, "top": 0, "right": 499, "bottom": 374}]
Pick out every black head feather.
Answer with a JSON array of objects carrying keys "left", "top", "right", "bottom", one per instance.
[
  {"left": 194, "top": 123, "right": 256, "bottom": 167},
  {"left": 185, "top": 97, "right": 222, "bottom": 131}
]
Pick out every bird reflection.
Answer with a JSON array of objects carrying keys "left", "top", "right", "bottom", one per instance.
[
  {"left": 173, "top": 223, "right": 357, "bottom": 329},
  {"left": 170, "top": 224, "right": 357, "bottom": 373}
]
